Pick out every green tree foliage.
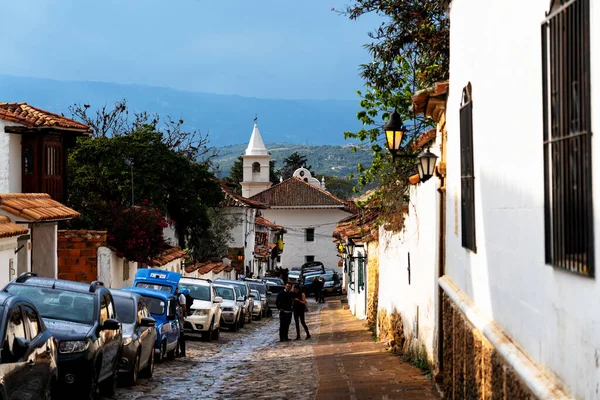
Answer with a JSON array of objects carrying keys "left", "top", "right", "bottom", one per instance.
[
  {"left": 187, "top": 208, "right": 239, "bottom": 261},
  {"left": 339, "top": 0, "right": 449, "bottom": 228},
  {"left": 278, "top": 152, "right": 312, "bottom": 180},
  {"left": 321, "top": 175, "right": 357, "bottom": 200},
  {"left": 68, "top": 124, "right": 224, "bottom": 262}
]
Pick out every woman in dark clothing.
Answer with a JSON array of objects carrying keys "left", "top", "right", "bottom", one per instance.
[{"left": 292, "top": 285, "right": 311, "bottom": 340}]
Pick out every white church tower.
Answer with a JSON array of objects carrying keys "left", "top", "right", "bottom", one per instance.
[{"left": 241, "top": 122, "right": 272, "bottom": 198}]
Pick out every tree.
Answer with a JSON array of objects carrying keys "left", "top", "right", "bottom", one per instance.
[
  {"left": 278, "top": 152, "right": 312, "bottom": 180},
  {"left": 339, "top": 0, "right": 449, "bottom": 229},
  {"left": 186, "top": 208, "right": 239, "bottom": 261},
  {"left": 321, "top": 175, "right": 357, "bottom": 200}
]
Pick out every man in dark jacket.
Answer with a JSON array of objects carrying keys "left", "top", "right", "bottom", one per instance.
[{"left": 276, "top": 283, "right": 294, "bottom": 342}]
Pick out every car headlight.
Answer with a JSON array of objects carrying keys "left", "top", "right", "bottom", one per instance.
[
  {"left": 123, "top": 337, "right": 133, "bottom": 346},
  {"left": 59, "top": 340, "right": 90, "bottom": 354},
  {"left": 193, "top": 309, "right": 209, "bottom": 316}
]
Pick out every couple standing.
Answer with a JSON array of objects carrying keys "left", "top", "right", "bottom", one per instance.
[{"left": 276, "top": 283, "right": 311, "bottom": 342}]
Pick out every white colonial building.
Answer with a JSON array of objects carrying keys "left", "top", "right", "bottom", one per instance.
[{"left": 240, "top": 123, "right": 354, "bottom": 272}]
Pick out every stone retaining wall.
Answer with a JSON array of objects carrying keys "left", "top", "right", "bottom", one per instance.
[{"left": 366, "top": 240, "right": 379, "bottom": 331}]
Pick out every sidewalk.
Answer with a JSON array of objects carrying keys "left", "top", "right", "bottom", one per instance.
[{"left": 314, "top": 299, "right": 439, "bottom": 400}]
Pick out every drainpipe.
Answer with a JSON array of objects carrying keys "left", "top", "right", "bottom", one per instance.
[{"left": 436, "top": 119, "right": 447, "bottom": 382}]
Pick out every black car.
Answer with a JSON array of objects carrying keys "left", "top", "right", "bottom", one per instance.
[
  {"left": 0, "top": 292, "right": 58, "bottom": 400},
  {"left": 110, "top": 289, "right": 157, "bottom": 386},
  {"left": 4, "top": 273, "right": 122, "bottom": 399}
]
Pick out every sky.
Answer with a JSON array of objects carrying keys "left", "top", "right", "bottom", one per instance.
[{"left": 0, "top": 0, "right": 378, "bottom": 100}]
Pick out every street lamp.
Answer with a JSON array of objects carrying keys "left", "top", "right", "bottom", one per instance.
[
  {"left": 277, "top": 238, "right": 284, "bottom": 252},
  {"left": 345, "top": 238, "right": 355, "bottom": 258},
  {"left": 383, "top": 110, "right": 438, "bottom": 183},
  {"left": 237, "top": 251, "right": 244, "bottom": 262}
]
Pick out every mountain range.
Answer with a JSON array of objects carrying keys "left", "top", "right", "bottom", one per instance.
[{"left": 0, "top": 74, "right": 364, "bottom": 147}]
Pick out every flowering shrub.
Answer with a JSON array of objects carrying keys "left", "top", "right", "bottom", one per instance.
[{"left": 107, "top": 206, "right": 168, "bottom": 264}]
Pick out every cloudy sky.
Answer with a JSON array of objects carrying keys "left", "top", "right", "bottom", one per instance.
[{"left": 0, "top": 0, "right": 377, "bottom": 100}]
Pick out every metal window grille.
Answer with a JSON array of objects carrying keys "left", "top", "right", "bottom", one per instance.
[
  {"left": 305, "top": 228, "right": 315, "bottom": 242},
  {"left": 460, "top": 84, "right": 477, "bottom": 252},
  {"left": 357, "top": 252, "right": 364, "bottom": 292},
  {"left": 542, "top": 0, "right": 594, "bottom": 277}
]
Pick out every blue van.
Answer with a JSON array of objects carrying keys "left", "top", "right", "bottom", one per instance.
[
  {"left": 122, "top": 287, "right": 181, "bottom": 361},
  {"left": 133, "top": 268, "right": 181, "bottom": 295}
]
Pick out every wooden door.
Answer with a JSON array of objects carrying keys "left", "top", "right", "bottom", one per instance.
[{"left": 41, "top": 136, "right": 63, "bottom": 202}]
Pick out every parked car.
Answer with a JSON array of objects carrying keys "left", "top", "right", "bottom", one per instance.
[
  {"left": 132, "top": 268, "right": 181, "bottom": 295},
  {"left": 122, "top": 288, "right": 180, "bottom": 362},
  {"left": 322, "top": 271, "right": 342, "bottom": 295},
  {"left": 249, "top": 290, "right": 262, "bottom": 320},
  {"left": 287, "top": 271, "right": 300, "bottom": 284},
  {"left": 244, "top": 279, "right": 268, "bottom": 317},
  {"left": 300, "top": 261, "right": 325, "bottom": 283},
  {"left": 109, "top": 289, "right": 157, "bottom": 386},
  {"left": 263, "top": 277, "right": 284, "bottom": 286},
  {"left": 264, "top": 282, "right": 285, "bottom": 314},
  {"left": 4, "top": 273, "right": 122, "bottom": 399},
  {"left": 0, "top": 291, "right": 58, "bottom": 400},
  {"left": 214, "top": 284, "right": 242, "bottom": 331},
  {"left": 178, "top": 277, "right": 222, "bottom": 341},
  {"left": 232, "top": 286, "right": 246, "bottom": 328},
  {"left": 214, "top": 279, "right": 253, "bottom": 324}
]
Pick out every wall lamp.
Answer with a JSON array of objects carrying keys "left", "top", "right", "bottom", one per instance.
[{"left": 384, "top": 110, "right": 438, "bottom": 183}]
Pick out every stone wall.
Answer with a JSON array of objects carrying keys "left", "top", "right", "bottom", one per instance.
[
  {"left": 57, "top": 230, "right": 107, "bottom": 282},
  {"left": 377, "top": 308, "right": 406, "bottom": 354},
  {"left": 442, "top": 292, "right": 535, "bottom": 400},
  {"left": 366, "top": 240, "right": 379, "bottom": 331}
]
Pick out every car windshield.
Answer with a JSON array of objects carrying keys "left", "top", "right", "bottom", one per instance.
[
  {"left": 267, "top": 285, "right": 284, "bottom": 294},
  {"left": 141, "top": 296, "right": 166, "bottom": 315},
  {"left": 251, "top": 290, "right": 260, "bottom": 298},
  {"left": 248, "top": 283, "right": 266, "bottom": 294},
  {"left": 322, "top": 273, "right": 335, "bottom": 281},
  {"left": 266, "top": 278, "right": 284, "bottom": 285},
  {"left": 215, "top": 287, "right": 235, "bottom": 300},
  {"left": 179, "top": 284, "right": 210, "bottom": 301},
  {"left": 5, "top": 284, "right": 95, "bottom": 325},
  {"left": 113, "top": 296, "right": 136, "bottom": 324},
  {"left": 135, "top": 283, "right": 171, "bottom": 292}
]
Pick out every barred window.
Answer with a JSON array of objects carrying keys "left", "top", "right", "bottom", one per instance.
[
  {"left": 460, "top": 83, "right": 476, "bottom": 252},
  {"left": 542, "top": 0, "right": 594, "bottom": 276},
  {"left": 305, "top": 228, "right": 315, "bottom": 242}
]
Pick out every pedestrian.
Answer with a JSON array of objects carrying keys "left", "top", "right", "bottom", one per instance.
[
  {"left": 292, "top": 285, "right": 311, "bottom": 340},
  {"left": 318, "top": 276, "right": 326, "bottom": 303},
  {"left": 175, "top": 287, "right": 187, "bottom": 357},
  {"left": 276, "top": 283, "right": 294, "bottom": 342},
  {"left": 313, "top": 276, "right": 322, "bottom": 303}
]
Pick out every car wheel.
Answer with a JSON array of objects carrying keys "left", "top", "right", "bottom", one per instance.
[
  {"left": 99, "top": 363, "right": 118, "bottom": 396},
  {"left": 267, "top": 308, "right": 273, "bottom": 317},
  {"left": 44, "top": 378, "right": 55, "bottom": 400},
  {"left": 239, "top": 313, "right": 245, "bottom": 328},
  {"left": 203, "top": 321, "right": 213, "bottom": 342},
  {"left": 167, "top": 344, "right": 176, "bottom": 360},
  {"left": 231, "top": 319, "right": 238, "bottom": 332},
  {"left": 140, "top": 347, "right": 154, "bottom": 378},
  {"left": 126, "top": 351, "right": 141, "bottom": 386},
  {"left": 85, "top": 363, "right": 99, "bottom": 400},
  {"left": 158, "top": 341, "right": 166, "bottom": 363},
  {"left": 212, "top": 326, "right": 220, "bottom": 340},
  {"left": 257, "top": 311, "right": 262, "bottom": 321}
]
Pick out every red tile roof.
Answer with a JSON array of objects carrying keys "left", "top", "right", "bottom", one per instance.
[
  {"left": 0, "top": 103, "right": 92, "bottom": 133},
  {"left": 411, "top": 81, "right": 449, "bottom": 115},
  {"left": 220, "top": 181, "right": 268, "bottom": 209},
  {"left": 249, "top": 177, "right": 349, "bottom": 208},
  {"left": 150, "top": 246, "right": 187, "bottom": 267},
  {"left": 0, "top": 216, "right": 28, "bottom": 239},
  {"left": 255, "top": 217, "right": 285, "bottom": 232},
  {"left": 185, "top": 260, "right": 229, "bottom": 275},
  {"left": 412, "top": 128, "right": 437, "bottom": 151},
  {"left": 0, "top": 193, "right": 80, "bottom": 221}
]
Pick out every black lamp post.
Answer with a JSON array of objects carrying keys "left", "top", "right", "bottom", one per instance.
[{"left": 383, "top": 110, "right": 438, "bottom": 183}]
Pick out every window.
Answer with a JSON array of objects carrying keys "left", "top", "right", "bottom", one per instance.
[
  {"left": 305, "top": 228, "right": 315, "bottom": 242},
  {"left": 542, "top": 0, "right": 593, "bottom": 276},
  {"left": 305, "top": 255, "right": 315, "bottom": 263},
  {"left": 4, "top": 308, "right": 26, "bottom": 360},
  {"left": 23, "top": 306, "right": 41, "bottom": 338},
  {"left": 252, "top": 162, "right": 261, "bottom": 173},
  {"left": 100, "top": 296, "right": 108, "bottom": 324},
  {"left": 23, "top": 146, "right": 34, "bottom": 175},
  {"left": 460, "top": 83, "right": 477, "bottom": 252}
]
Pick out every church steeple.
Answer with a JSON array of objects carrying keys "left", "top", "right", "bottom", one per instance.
[{"left": 241, "top": 120, "right": 272, "bottom": 198}]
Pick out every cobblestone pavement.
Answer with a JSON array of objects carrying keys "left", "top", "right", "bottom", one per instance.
[{"left": 104, "top": 301, "right": 322, "bottom": 400}]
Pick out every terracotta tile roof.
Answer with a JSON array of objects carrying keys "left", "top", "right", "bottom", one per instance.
[
  {"left": 254, "top": 245, "right": 271, "bottom": 260},
  {"left": 249, "top": 177, "right": 349, "bottom": 208},
  {"left": 150, "top": 246, "right": 187, "bottom": 267},
  {"left": 412, "top": 81, "right": 449, "bottom": 115},
  {"left": 185, "top": 260, "right": 229, "bottom": 275},
  {"left": 412, "top": 128, "right": 437, "bottom": 151},
  {"left": 255, "top": 217, "right": 285, "bottom": 232},
  {"left": 0, "top": 103, "right": 92, "bottom": 133},
  {"left": 0, "top": 193, "right": 80, "bottom": 221},
  {"left": 220, "top": 181, "right": 268, "bottom": 209},
  {"left": 0, "top": 216, "right": 28, "bottom": 239}
]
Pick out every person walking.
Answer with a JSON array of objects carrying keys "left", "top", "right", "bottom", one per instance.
[
  {"left": 175, "top": 287, "right": 187, "bottom": 357},
  {"left": 276, "top": 283, "right": 294, "bottom": 342},
  {"left": 318, "top": 276, "right": 326, "bottom": 303},
  {"left": 292, "top": 285, "right": 311, "bottom": 340},
  {"left": 312, "top": 276, "right": 322, "bottom": 303}
]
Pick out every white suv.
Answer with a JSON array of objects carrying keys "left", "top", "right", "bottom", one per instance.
[
  {"left": 179, "top": 277, "right": 222, "bottom": 341},
  {"left": 214, "top": 284, "right": 242, "bottom": 331}
]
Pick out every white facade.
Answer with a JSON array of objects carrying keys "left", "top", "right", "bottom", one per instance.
[
  {"left": 241, "top": 123, "right": 272, "bottom": 198},
  {"left": 0, "top": 120, "right": 22, "bottom": 194},
  {"left": 0, "top": 236, "right": 18, "bottom": 288},
  {"left": 445, "top": 0, "right": 600, "bottom": 397},
  {"left": 222, "top": 206, "right": 256, "bottom": 273},
  {"left": 97, "top": 247, "right": 138, "bottom": 289},
  {"left": 262, "top": 208, "right": 349, "bottom": 271}
]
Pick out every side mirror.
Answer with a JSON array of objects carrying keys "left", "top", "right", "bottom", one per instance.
[
  {"left": 249, "top": 293, "right": 256, "bottom": 298},
  {"left": 12, "top": 337, "right": 30, "bottom": 360},
  {"left": 214, "top": 296, "right": 223, "bottom": 304},
  {"left": 237, "top": 296, "right": 245, "bottom": 302},
  {"left": 102, "top": 319, "right": 121, "bottom": 331},
  {"left": 140, "top": 317, "right": 156, "bottom": 327},
  {"left": 266, "top": 291, "right": 272, "bottom": 295}
]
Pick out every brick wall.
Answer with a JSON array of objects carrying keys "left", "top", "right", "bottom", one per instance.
[
  {"left": 57, "top": 230, "right": 107, "bottom": 283},
  {"left": 442, "top": 292, "right": 535, "bottom": 400}
]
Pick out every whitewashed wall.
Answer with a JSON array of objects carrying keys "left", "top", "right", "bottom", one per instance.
[
  {"left": 0, "top": 237, "right": 18, "bottom": 288},
  {"left": 262, "top": 208, "right": 351, "bottom": 271},
  {"left": 346, "top": 245, "right": 368, "bottom": 320},
  {"left": 0, "top": 120, "right": 22, "bottom": 194},
  {"left": 163, "top": 221, "right": 178, "bottom": 247},
  {"left": 446, "top": 0, "right": 600, "bottom": 397},
  {"left": 377, "top": 160, "right": 440, "bottom": 362},
  {"left": 97, "top": 247, "right": 138, "bottom": 289},
  {"left": 223, "top": 207, "right": 256, "bottom": 272}
]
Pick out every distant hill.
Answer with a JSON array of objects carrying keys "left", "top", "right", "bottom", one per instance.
[
  {"left": 213, "top": 142, "right": 372, "bottom": 179},
  {"left": 0, "top": 74, "right": 363, "bottom": 147}
]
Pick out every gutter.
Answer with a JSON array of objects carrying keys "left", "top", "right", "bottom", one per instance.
[{"left": 438, "top": 276, "right": 573, "bottom": 400}]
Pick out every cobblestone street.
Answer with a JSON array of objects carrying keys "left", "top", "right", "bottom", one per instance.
[{"left": 104, "top": 298, "right": 437, "bottom": 400}]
